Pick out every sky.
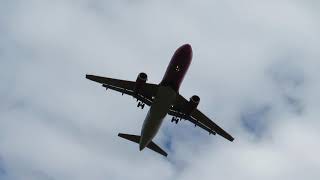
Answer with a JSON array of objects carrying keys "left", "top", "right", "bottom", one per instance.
[{"left": 1, "top": 0, "right": 320, "bottom": 179}]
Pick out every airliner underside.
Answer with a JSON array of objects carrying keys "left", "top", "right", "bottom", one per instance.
[{"left": 86, "top": 44, "right": 234, "bottom": 157}]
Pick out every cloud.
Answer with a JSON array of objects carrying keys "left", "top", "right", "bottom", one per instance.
[{"left": 1, "top": 0, "right": 320, "bottom": 180}]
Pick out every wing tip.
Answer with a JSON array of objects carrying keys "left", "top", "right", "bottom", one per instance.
[
  {"left": 229, "top": 137, "right": 235, "bottom": 142},
  {"left": 85, "top": 74, "right": 93, "bottom": 79},
  {"left": 86, "top": 74, "right": 101, "bottom": 83}
]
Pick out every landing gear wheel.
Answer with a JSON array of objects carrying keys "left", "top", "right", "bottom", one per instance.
[
  {"left": 171, "top": 117, "right": 179, "bottom": 124},
  {"left": 171, "top": 117, "right": 176, "bottom": 122},
  {"left": 137, "top": 101, "right": 145, "bottom": 109}
]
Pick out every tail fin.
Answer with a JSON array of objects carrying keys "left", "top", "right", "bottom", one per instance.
[{"left": 118, "top": 133, "right": 168, "bottom": 157}]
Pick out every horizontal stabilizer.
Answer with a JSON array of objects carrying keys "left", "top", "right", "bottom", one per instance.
[
  {"left": 118, "top": 133, "right": 168, "bottom": 157},
  {"left": 118, "top": 133, "right": 140, "bottom": 144},
  {"left": 147, "top": 140, "right": 168, "bottom": 157}
]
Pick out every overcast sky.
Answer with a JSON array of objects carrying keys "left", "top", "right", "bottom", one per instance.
[{"left": 1, "top": 0, "right": 320, "bottom": 180}]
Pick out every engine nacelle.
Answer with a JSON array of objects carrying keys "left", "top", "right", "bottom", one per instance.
[
  {"left": 187, "top": 95, "right": 200, "bottom": 114},
  {"left": 135, "top": 72, "right": 148, "bottom": 93}
]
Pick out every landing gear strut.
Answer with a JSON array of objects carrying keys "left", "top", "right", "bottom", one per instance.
[{"left": 137, "top": 101, "right": 145, "bottom": 109}]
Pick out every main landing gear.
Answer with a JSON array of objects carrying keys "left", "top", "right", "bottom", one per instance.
[
  {"left": 171, "top": 117, "right": 181, "bottom": 124},
  {"left": 137, "top": 101, "right": 145, "bottom": 109}
]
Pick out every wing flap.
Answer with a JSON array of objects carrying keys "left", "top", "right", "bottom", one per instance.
[{"left": 102, "top": 84, "right": 134, "bottom": 95}]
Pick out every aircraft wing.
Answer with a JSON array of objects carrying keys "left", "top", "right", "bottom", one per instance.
[
  {"left": 168, "top": 94, "right": 234, "bottom": 142},
  {"left": 86, "top": 74, "right": 158, "bottom": 106}
]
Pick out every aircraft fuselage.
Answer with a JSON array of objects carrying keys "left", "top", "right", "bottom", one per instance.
[{"left": 139, "top": 44, "right": 193, "bottom": 150}]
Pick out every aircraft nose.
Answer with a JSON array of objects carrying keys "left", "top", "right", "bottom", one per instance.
[
  {"left": 180, "top": 44, "right": 192, "bottom": 54},
  {"left": 176, "top": 44, "right": 193, "bottom": 59}
]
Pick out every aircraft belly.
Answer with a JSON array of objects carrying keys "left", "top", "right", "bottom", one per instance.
[{"left": 140, "top": 86, "right": 176, "bottom": 149}]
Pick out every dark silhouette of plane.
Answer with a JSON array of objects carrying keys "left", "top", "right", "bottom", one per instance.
[{"left": 86, "top": 44, "right": 234, "bottom": 157}]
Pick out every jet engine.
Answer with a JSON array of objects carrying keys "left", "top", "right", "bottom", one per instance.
[
  {"left": 187, "top": 95, "right": 200, "bottom": 114},
  {"left": 135, "top": 72, "right": 148, "bottom": 93}
]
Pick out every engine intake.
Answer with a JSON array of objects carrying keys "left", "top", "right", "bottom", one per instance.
[
  {"left": 135, "top": 72, "right": 148, "bottom": 93},
  {"left": 187, "top": 95, "right": 200, "bottom": 114}
]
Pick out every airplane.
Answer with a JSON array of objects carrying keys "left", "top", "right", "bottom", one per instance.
[{"left": 86, "top": 44, "right": 234, "bottom": 157}]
